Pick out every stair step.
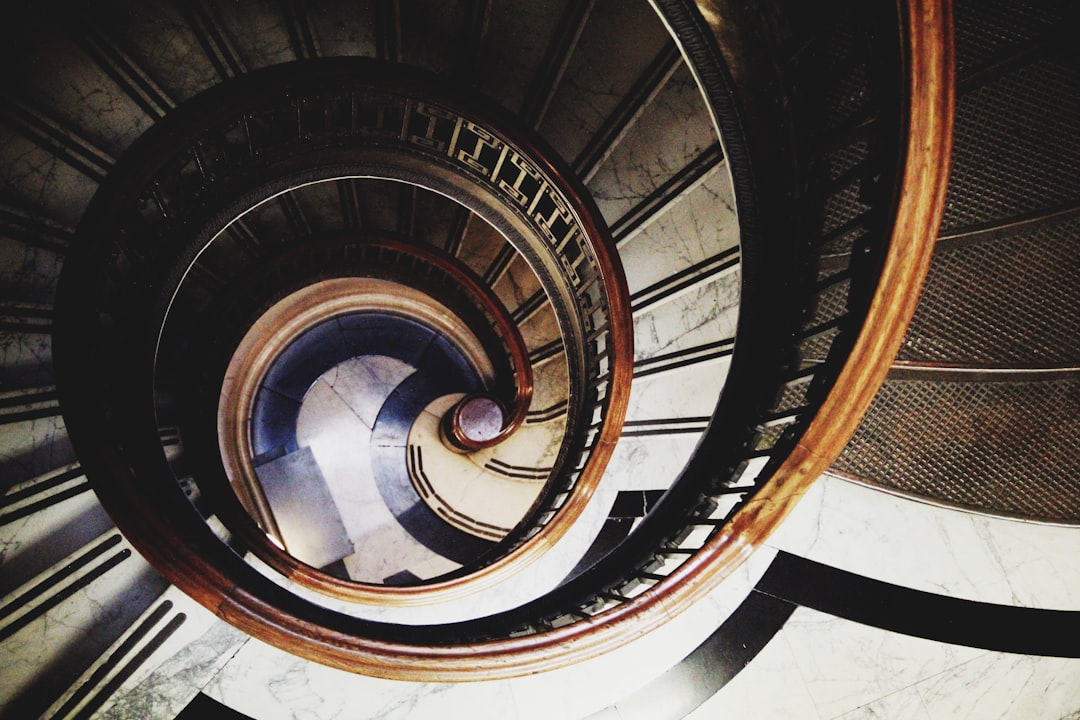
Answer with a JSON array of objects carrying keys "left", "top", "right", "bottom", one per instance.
[
  {"left": 574, "top": 40, "right": 682, "bottom": 182},
  {"left": 0, "top": 530, "right": 168, "bottom": 718},
  {"left": 588, "top": 62, "right": 717, "bottom": 222},
  {"left": 43, "top": 587, "right": 245, "bottom": 720},
  {"left": 538, "top": 0, "right": 672, "bottom": 164},
  {"left": 1, "top": 462, "right": 89, "bottom": 527}
]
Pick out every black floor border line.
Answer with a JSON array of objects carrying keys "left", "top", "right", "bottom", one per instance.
[
  {"left": 370, "top": 371, "right": 494, "bottom": 566},
  {"left": 589, "top": 589, "right": 797, "bottom": 720},
  {"left": 178, "top": 692, "right": 254, "bottom": 720},
  {"left": 757, "top": 551, "right": 1080, "bottom": 658},
  {"left": 175, "top": 562, "right": 800, "bottom": 720},
  {"left": 168, "top": 547, "right": 1080, "bottom": 720}
]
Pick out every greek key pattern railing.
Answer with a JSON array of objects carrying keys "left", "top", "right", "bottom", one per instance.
[{"left": 58, "top": 58, "right": 631, "bottom": 608}]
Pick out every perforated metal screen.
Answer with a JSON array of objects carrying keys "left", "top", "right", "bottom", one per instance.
[
  {"left": 838, "top": 15, "right": 1080, "bottom": 522},
  {"left": 899, "top": 214, "right": 1080, "bottom": 365},
  {"left": 942, "top": 56, "right": 1080, "bottom": 231},
  {"left": 954, "top": 0, "right": 1064, "bottom": 76},
  {"left": 835, "top": 377, "right": 1080, "bottom": 521}
]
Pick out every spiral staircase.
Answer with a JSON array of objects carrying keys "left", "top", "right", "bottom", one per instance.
[{"left": 1, "top": 0, "right": 1077, "bottom": 718}]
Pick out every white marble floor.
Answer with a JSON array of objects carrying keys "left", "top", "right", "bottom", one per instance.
[
  {"left": 687, "top": 607, "right": 1080, "bottom": 720},
  {"left": 241, "top": 340, "right": 599, "bottom": 601},
  {"left": 292, "top": 355, "right": 461, "bottom": 582},
  {"left": 102, "top": 471, "right": 1080, "bottom": 720}
]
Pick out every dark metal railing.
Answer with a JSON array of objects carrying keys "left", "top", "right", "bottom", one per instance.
[
  {"left": 55, "top": 57, "right": 632, "bottom": 608},
  {"left": 51, "top": 0, "right": 951, "bottom": 681}
]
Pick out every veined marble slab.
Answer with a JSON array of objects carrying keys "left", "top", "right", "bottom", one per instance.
[{"left": 768, "top": 472, "right": 1080, "bottom": 610}]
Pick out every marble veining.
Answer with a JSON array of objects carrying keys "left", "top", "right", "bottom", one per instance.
[
  {"left": 17, "top": 40, "right": 152, "bottom": 159},
  {"left": 474, "top": 1, "right": 565, "bottom": 115},
  {"left": 0, "top": 488, "right": 112, "bottom": 597},
  {"left": 214, "top": 0, "right": 296, "bottom": 71},
  {"left": 835, "top": 686, "right": 934, "bottom": 720},
  {"left": 625, "top": 359, "right": 726, "bottom": 422},
  {"left": 700, "top": 601, "right": 1080, "bottom": 720},
  {"left": 617, "top": 169, "right": 738, "bottom": 295},
  {"left": 294, "top": 355, "right": 462, "bottom": 582},
  {"left": 516, "top": 300, "right": 561, "bottom": 350},
  {"left": 601, "top": 434, "right": 702, "bottom": 492},
  {"left": 538, "top": 0, "right": 671, "bottom": 165},
  {"left": 1, "top": 535, "right": 167, "bottom": 715},
  {"left": 305, "top": 355, "right": 415, "bottom": 429},
  {"left": 0, "top": 134, "right": 98, "bottom": 228},
  {"left": 505, "top": 550, "right": 775, "bottom": 720},
  {"left": 98, "top": 619, "right": 248, "bottom": 720},
  {"left": 235, "top": 482, "right": 618, "bottom": 626},
  {"left": 0, "top": 330, "right": 53, "bottom": 390},
  {"left": 768, "top": 473, "right": 1080, "bottom": 610},
  {"left": 454, "top": 217, "right": 508, "bottom": 280},
  {"left": 0, "top": 235, "right": 64, "bottom": 302},
  {"left": 685, "top": 624, "right": 821, "bottom": 720},
  {"left": 104, "top": 4, "right": 222, "bottom": 102},
  {"left": 632, "top": 278, "right": 740, "bottom": 361},
  {"left": 528, "top": 351, "right": 570, "bottom": 413},
  {"left": 0, "top": 415, "right": 75, "bottom": 487},
  {"left": 406, "top": 394, "right": 557, "bottom": 536},
  {"left": 588, "top": 64, "right": 719, "bottom": 225},
  {"left": 780, "top": 607, "right": 985, "bottom": 719},
  {"left": 493, "top": 253, "right": 544, "bottom": 313},
  {"left": 912, "top": 650, "right": 1080, "bottom": 719},
  {"left": 201, "top": 541, "right": 778, "bottom": 720},
  {"left": 204, "top": 636, "right": 469, "bottom": 720},
  {"left": 47, "top": 588, "right": 246, "bottom": 720}
]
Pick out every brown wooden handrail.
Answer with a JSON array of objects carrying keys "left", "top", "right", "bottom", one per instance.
[
  {"left": 216, "top": 237, "right": 547, "bottom": 600},
  {"left": 54, "top": 1, "right": 950, "bottom": 679},
  {"left": 222, "top": 183, "right": 634, "bottom": 606},
  {"left": 58, "top": 55, "right": 634, "bottom": 625},
  {"left": 203, "top": 0, "right": 952, "bottom": 678}
]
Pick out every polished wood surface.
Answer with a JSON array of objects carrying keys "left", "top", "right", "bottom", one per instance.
[
  {"left": 202, "top": 0, "right": 954, "bottom": 679},
  {"left": 56, "top": 0, "right": 951, "bottom": 681}
]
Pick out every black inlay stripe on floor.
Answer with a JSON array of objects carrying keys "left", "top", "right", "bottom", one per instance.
[
  {"left": 561, "top": 517, "right": 633, "bottom": 584},
  {"left": 178, "top": 693, "right": 254, "bottom": 720},
  {"left": 370, "top": 372, "right": 495, "bottom": 564},
  {"left": 589, "top": 589, "right": 796, "bottom": 720},
  {"left": 757, "top": 551, "right": 1080, "bottom": 658}
]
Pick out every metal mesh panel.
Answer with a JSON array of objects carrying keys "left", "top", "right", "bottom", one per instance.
[
  {"left": 942, "top": 56, "right": 1080, "bottom": 230},
  {"left": 814, "top": 274, "right": 851, "bottom": 324},
  {"left": 774, "top": 376, "right": 812, "bottom": 414},
  {"left": 899, "top": 214, "right": 1080, "bottom": 364},
  {"left": 800, "top": 325, "right": 841, "bottom": 365},
  {"left": 753, "top": 423, "right": 786, "bottom": 452},
  {"left": 822, "top": 180, "right": 871, "bottom": 236},
  {"left": 820, "top": 27, "right": 869, "bottom": 129},
  {"left": 828, "top": 138, "right": 869, "bottom": 181},
  {"left": 834, "top": 377, "right": 1080, "bottom": 521},
  {"left": 953, "top": 0, "right": 1065, "bottom": 76},
  {"left": 818, "top": 223, "right": 869, "bottom": 257},
  {"left": 796, "top": 269, "right": 852, "bottom": 364}
]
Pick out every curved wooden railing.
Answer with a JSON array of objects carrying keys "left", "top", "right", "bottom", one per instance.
[
  {"left": 233, "top": 0, "right": 952, "bottom": 677},
  {"left": 56, "top": 57, "right": 633, "bottom": 608},
  {"left": 215, "top": 238, "right": 531, "bottom": 545},
  {"left": 53, "top": 0, "right": 951, "bottom": 681}
]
